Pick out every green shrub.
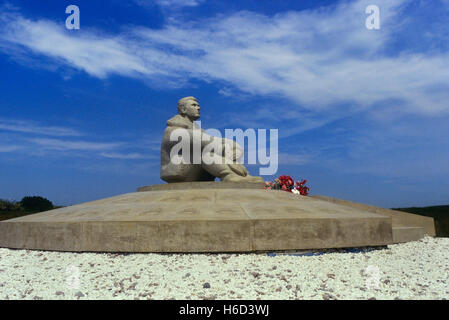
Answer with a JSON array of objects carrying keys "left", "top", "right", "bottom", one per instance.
[
  {"left": 0, "top": 199, "right": 21, "bottom": 211},
  {"left": 20, "top": 196, "right": 54, "bottom": 212}
]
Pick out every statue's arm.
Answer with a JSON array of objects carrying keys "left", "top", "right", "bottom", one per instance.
[{"left": 174, "top": 127, "right": 242, "bottom": 162}]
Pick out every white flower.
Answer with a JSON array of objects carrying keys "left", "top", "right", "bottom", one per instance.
[{"left": 292, "top": 188, "right": 300, "bottom": 195}]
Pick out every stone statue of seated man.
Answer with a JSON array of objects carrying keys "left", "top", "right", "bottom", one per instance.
[{"left": 161, "top": 96, "right": 264, "bottom": 183}]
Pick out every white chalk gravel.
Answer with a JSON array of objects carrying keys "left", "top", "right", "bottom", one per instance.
[{"left": 0, "top": 236, "right": 448, "bottom": 300}]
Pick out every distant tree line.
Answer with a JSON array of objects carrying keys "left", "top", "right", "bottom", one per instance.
[
  {"left": 0, "top": 196, "right": 54, "bottom": 219},
  {"left": 394, "top": 205, "right": 449, "bottom": 238}
]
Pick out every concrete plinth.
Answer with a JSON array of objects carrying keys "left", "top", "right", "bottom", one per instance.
[{"left": 0, "top": 182, "right": 430, "bottom": 252}]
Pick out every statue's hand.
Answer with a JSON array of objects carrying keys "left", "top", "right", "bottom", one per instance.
[
  {"left": 223, "top": 139, "right": 243, "bottom": 161},
  {"left": 229, "top": 163, "right": 248, "bottom": 177}
]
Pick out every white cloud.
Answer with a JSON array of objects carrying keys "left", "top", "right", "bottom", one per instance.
[
  {"left": 136, "top": 0, "right": 204, "bottom": 8},
  {"left": 155, "top": 0, "right": 203, "bottom": 7},
  {"left": 0, "top": 118, "right": 81, "bottom": 136},
  {"left": 0, "top": 145, "right": 22, "bottom": 152},
  {"left": 31, "top": 138, "right": 120, "bottom": 151},
  {"left": 0, "top": 14, "right": 149, "bottom": 78},
  {"left": 99, "top": 152, "right": 153, "bottom": 159},
  {"left": 1, "top": 0, "right": 448, "bottom": 120},
  {"left": 0, "top": 118, "right": 157, "bottom": 160}
]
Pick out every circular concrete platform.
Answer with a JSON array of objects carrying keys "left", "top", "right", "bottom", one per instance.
[{"left": 0, "top": 182, "right": 394, "bottom": 252}]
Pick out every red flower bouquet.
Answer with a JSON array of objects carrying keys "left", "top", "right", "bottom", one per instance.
[{"left": 264, "top": 175, "right": 310, "bottom": 196}]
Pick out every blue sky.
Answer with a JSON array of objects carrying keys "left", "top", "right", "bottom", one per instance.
[{"left": 0, "top": 0, "right": 448, "bottom": 208}]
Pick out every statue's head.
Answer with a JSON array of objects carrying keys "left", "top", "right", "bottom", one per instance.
[{"left": 177, "top": 96, "right": 200, "bottom": 121}]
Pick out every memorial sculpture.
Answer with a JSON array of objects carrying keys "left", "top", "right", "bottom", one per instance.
[
  {"left": 0, "top": 96, "right": 435, "bottom": 253},
  {"left": 160, "top": 96, "right": 264, "bottom": 183}
]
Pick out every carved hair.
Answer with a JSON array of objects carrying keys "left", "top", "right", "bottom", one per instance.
[{"left": 177, "top": 96, "right": 197, "bottom": 115}]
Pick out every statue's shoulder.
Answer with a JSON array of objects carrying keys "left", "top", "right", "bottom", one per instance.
[{"left": 166, "top": 115, "right": 192, "bottom": 129}]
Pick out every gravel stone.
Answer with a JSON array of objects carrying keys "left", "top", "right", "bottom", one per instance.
[{"left": 0, "top": 237, "right": 448, "bottom": 300}]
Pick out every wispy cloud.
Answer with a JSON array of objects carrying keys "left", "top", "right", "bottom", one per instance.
[
  {"left": 136, "top": 0, "right": 204, "bottom": 8},
  {"left": 31, "top": 138, "right": 121, "bottom": 151},
  {"left": 0, "top": 118, "right": 82, "bottom": 136},
  {"left": 99, "top": 152, "right": 154, "bottom": 159},
  {"left": 1, "top": 0, "right": 448, "bottom": 118},
  {"left": 0, "top": 118, "right": 157, "bottom": 160},
  {"left": 0, "top": 145, "right": 22, "bottom": 152},
  {"left": 0, "top": 13, "right": 149, "bottom": 78}
]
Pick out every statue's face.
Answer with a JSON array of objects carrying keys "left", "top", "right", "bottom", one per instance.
[{"left": 182, "top": 99, "right": 201, "bottom": 120}]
